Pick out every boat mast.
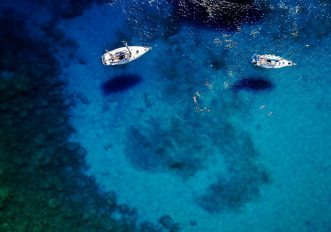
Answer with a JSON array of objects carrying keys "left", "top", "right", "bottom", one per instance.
[{"left": 122, "top": 41, "right": 132, "bottom": 58}]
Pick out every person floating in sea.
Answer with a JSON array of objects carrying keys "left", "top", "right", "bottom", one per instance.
[{"left": 193, "top": 90, "right": 211, "bottom": 113}]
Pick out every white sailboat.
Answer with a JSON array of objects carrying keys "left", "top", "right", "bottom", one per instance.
[
  {"left": 252, "top": 54, "right": 296, "bottom": 68},
  {"left": 102, "top": 41, "right": 151, "bottom": 66}
]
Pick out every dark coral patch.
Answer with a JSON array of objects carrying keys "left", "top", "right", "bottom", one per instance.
[
  {"left": 43, "top": 0, "right": 104, "bottom": 19},
  {"left": 168, "top": 0, "right": 265, "bottom": 30},
  {"left": 0, "top": 8, "right": 161, "bottom": 231},
  {"left": 124, "top": 118, "right": 209, "bottom": 178},
  {"left": 196, "top": 170, "right": 270, "bottom": 213},
  {"left": 101, "top": 74, "right": 142, "bottom": 94}
]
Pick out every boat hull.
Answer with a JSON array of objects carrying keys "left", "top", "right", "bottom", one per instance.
[
  {"left": 102, "top": 46, "right": 151, "bottom": 66},
  {"left": 252, "top": 54, "right": 296, "bottom": 69}
]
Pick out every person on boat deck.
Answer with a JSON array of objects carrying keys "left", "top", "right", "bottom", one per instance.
[
  {"left": 260, "top": 57, "right": 267, "bottom": 65},
  {"left": 114, "top": 51, "right": 127, "bottom": 61}
]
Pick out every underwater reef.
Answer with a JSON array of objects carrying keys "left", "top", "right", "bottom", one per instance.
[
  {"left": 125, "top": 116, "right": 213, "bottom": 178},
  {"left": 125, "top": 114, "right": 270, "bottom": 212},
  {"left": 37, "top": 0, "right": 104, "bottom": 19},
  {"left": 260, "top": 0, "right": 331, "bottom": 45},
  {"left": 120, "top": 0, "right": 178, "bottom": 41},
  {"left": 195, "top": 129, "right": 270, "bottom": 213},
  {"left": 0, "top": 8, "right": 168, "bottom": 232},
  {"left": 122, "top": 0, "right": 267, "bottom": 42},
  {"left": 168, "top": 0, "right": 266, "bottom": 30},
  {"left": 123, "top": 33, "right": 270, "bottom": 213}
]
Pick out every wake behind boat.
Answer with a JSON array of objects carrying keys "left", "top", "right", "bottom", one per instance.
[
  {"left": 252, "top": 54, "right": 296, "bottom": 68},
  {"left": 102, "top": 41, "right": 151, "bottom": 66}
]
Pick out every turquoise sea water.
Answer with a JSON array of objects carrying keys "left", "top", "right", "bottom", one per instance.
[{"left": 0, "top": 0, "right": 330, "bottom": 231}]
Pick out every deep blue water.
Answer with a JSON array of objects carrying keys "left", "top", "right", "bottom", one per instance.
[{"left": 0, "top": 0, "right": 330, "bottom": 231}]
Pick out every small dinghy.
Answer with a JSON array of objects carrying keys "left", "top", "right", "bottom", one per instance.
[
  {"left": 102, "top": 41, "right": 151, "bottom": 66},
  {"left": 252, "top": 54, "right": 296, "bottom": 68}
]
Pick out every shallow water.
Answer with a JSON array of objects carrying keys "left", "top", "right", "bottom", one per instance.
[{"left": 1, "top": 0, "right": 330, "bottom": 231}]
